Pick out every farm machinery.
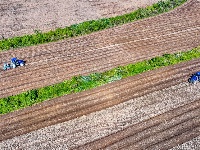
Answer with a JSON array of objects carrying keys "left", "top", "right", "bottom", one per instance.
[
  {"left": 3, "top": 57, "right": 25, "bottom": 70},
  {"left": 188, "top": 71, "right": 200, "bottom": 84}
]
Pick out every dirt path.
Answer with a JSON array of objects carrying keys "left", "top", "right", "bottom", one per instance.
[
  {"left": 0, "top": 58, "right": 200, "bottom": 147},
  {"left": 0, "top": 0, "right": 199, "bottom": 98},
  {"left": 0, "top": 60, "right": 200, "bottom": 149},
  {"left": 0, "top": 0, "right": 159, "bottom": 39}
]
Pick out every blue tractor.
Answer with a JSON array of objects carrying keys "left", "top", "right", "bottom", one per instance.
[
  {"left": 188, "top": 72, "right": 200, "bottom": 84},
  {"left": 3, "top": 57, "right": 25, "bottom": 70},
  {"left": 10, "top": 57, "right": 25, "bottom": 68}
]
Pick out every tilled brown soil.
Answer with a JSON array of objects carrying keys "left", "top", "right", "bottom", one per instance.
[
  {"left": 1, "top": 57, "right": 200, "bottom": 146},
  {"left": 0, "top": 81, "right": 200, "bottom": 149},
  {"left": 0, "top": 1, "right": 200, "bottom": 149},
  {"left": 77, "top": 102, "right": 200, "bottom": 150},
  {"left": 0, "top": 0, "right": 159, "bottom": 39},
  {"left": 0, "top": 0, "right": 199, "bottom": 98}
]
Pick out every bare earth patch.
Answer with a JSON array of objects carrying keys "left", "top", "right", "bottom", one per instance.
[{"left": 0, "top": 0, "right": 159, "bottom": 39}]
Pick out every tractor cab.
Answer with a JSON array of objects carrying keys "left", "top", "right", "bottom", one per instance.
[
  {"left": 10, "top": 57, "right": 25, "bottom": 68},
  {"left": 188, "top": 71, "right": 200, "bottom": 84},
  {"left": 194, "top": 71, "right": 200, "bottom": 76}
]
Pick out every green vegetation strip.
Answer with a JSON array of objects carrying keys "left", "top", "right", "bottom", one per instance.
[
  {"left": 0, "top": 46, "right": 200, "bottom": 114},
  {"left": 0, "top": 0, "right": 186, "bottom": 51}
]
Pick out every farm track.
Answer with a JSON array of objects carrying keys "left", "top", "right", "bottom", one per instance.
[
  {"left": 0, "top": 0, "right": 200, "bottom": 98},
  {"left": 1, "top": 58, "right": 200, "bottom": 142},
  {"left": 77, "top": 100, "right": 200, "bottom": 150}
]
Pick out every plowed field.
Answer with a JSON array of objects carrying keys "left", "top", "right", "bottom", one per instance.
[
  {"left": 1, "top": 58, "right": 200, "bottom": 149},
  {"left": 0, "top": 59, "right": 200, "bottom": 150},
  {"left": 0, "top": 0, "right": 200, "bottom": 149},
  {"left": 79, "top": 101, "right": 200, "bottom": 150},
  {"left": 0, "top": 0, "right": 199, "bottom": 98}
]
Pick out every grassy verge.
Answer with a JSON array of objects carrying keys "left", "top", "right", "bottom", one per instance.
[
  {"left": 0, "top": 0, "right": 186, "bottom": 51},
  {"left": 0, "top": 46, "right": 200, "bottom": 114}
]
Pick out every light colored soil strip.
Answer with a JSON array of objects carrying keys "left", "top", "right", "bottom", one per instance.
[
  {"left": 0, "top": 81, "right": 200, "bottom": 149},
  {"left": 170, "top": 135, "right": 200, "bottom": 150},
  {"left": 0, "top": 0, "right": 159, "bottom": 39}
]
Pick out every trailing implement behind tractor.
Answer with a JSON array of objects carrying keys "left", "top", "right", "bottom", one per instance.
[
  {"left": 188, "top": 72, "right": 200, "bottom": 84},
  {"left": 3, "top": 57, "right": 25, "bottom": 70}
]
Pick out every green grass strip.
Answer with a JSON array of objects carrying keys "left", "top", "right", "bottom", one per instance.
[
  {"left": 0, "top": 46, "right": 200, "bottom": 114},
  {"left": 0, "top": 0, "right": 186, "bottom": 51}
]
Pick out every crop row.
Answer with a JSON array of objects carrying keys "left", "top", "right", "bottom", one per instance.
[
  {"left": 0, "top": 46, "right": 200, "bottom": 115},
  {"left": 0, "top": 0, "right": 187, "bottom": 51}
]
